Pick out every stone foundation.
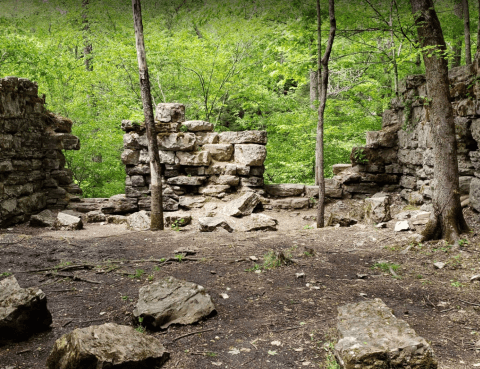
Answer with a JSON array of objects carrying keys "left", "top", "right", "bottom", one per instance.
[{"left": 0, "top": 77, "right": 81, "bottom": 227}]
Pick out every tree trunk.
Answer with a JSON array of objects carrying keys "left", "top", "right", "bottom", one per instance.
[
  {"left": 132, "top": 0, "right": 164, "bottom": 231},
  {"left": 316, "top": 0, "right": 336, "bottom": 229},
  {"left": 310, "top": 70, "right": 318, "bottom": 110},
  {"left": 82, "top": 0, "right": 93, "bottom": 71},
  {"left": 477, "top": 0, "right": 480, "bottom": 58},
  {"left": 390, "top": 1, "right": 399, "bottom": 96},
  {"left": 452, "top": 1, "right": 463, "bottom": 68},
  {"left": 411, "top": 0, "right": 469, "bottom": 243},
  {"left": 463, "top": 0, "right": 472, "bottom": 65}
]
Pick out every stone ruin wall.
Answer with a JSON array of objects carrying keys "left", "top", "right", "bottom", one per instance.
[
  {"left": 330, "top": 61, "right": 480, "bottom": 211},
  {"left": 0, "top": 77, "right": 81, "bottom": 227},
  {"left": 120, "top": 103, "right": 267, "bottom": 212}
]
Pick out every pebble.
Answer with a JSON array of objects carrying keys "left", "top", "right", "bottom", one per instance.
[
  {"left": 433, "top": 262, "right": 445, "bottom": 269},
  {"left": 470, "top": 275, "right": 480, "bottom": 282}
]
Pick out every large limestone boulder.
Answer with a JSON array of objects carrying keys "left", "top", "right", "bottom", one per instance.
[
  {"left": 179, "top": 196, "right": 206, "bottom": 209},
  {"left": 234, "top": 144, "right": 267, "bottom": 166},
  {"left": 133, "top": 277, "right": 215, "bottom": 330},
  {"left": 203, "top": 144, "right": 234, "bottom": 161},
  {"left": 182, "top": 120, "right": 213, "bottom": 132},
  {"left": 264, "top": 183, "right": 305, "bottom": 197},
  {"left": 199, "top": 216, "right": 234, "bottom": 232},
  {"left": 127, "top": 210, "right": 150, "bottom": 231},
  {"left": 222, "top": 192, "right": 260, "bottom": 217},
  {"left": 158, "top": 133, "right": 196, "bottom": 151},
  {"left": 364, "top": 196, "right": 391, "bottom": 224},
  {"left": 0, "top": 275, "right": 52, "bottom": 345},
  {"left": 335, "top": 299, "right": 437, "bottom": 368},
  {"left": 102, "top": 194, "right": 138, "bottom": 214},
  {"left": 30, "top": 209, "right": 56, "bottom": 227},
  {"left": 219, "top": 130, "right": 267, "bottom": 144},
  {"left": 46, "top": 323, "right": 169, "bottom": 368},
  {"left": 55, "top": 212, "right": 83, "bottom": 231},
  {"left": 241, "top": 214, "right": 278, "bottom": 232},
  {"left": 470, "top": 177, "right": 480, "bottom": 212}
]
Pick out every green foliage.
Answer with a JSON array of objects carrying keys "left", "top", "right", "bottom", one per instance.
[
  {"left": 128, "top": 269, "right": 145, "bottom": 279},
  {"left": 0, "top": 272, "right": 12, "bottom": 277},
  {"left": 372, "top": 262, "right": 400, "bottom": 273},
  {"left": 5, "top": 0, "right": 473, "bottom": 195}
]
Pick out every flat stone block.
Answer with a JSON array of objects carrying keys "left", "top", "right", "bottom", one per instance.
[
  {"left": 182, "top": 120, "right": 214, "bottom": 132},
  {"left": 335, "top": 298, "right": 437, "bottom": 368},
  {"left": 264, "top": 184, "right": 305, "bottom": 197}
]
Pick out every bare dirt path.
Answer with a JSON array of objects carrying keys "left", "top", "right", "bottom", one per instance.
[{"left": 1, "top": 206, "right": 480, "bottom": 368}]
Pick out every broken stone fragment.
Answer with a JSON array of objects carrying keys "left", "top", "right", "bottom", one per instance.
[
  {"left": 364, "top": 196, "right": 391, "bottom": 224},
  {"left": 85, "top": 210, "right": 106, "bottom": 223},
  {"left": 158, "top": 133, "right": 196, "bottom": 151},
  {"left": 199, "top": 216, "right": 234, "bottom": 232},
  {"left": 55, "top": 212, "right": 83, "bottom": 231},
  {"left": 222, "top": 192, "right": 260, "bottom": 217},
  {"left": 0, "top": 275, "right": 52, "bottom": 345},
  {"left": 133, "top": 277, "right": 215, "bottom": 330},
  {"left": 165, "top": 213, "right": 192, "bottom": 227},
  {"left": 234, "top": 144, "right": 267, "bottom": 166},
  {"left": 127, "top": 210, "right": 151, "bottom": 231},
  {"left": 167, "top": 176, "right": 206, "bottom": 186},
  {"left": 394, "top": 220, "right": 410, "bottom": 232},
  {"left": 30, "top": 209, "right": 56, "bottom": 227},
  {"left": 203, "top": 144, "right": 234, "bottom": 161},
  {"left": 241, "top": 213, "right": 278, "bottom": 232},
  {"left": 335, "top": 298, "right": 437, "bottom": 368},
  {"left": 102, "top": 194, "right": 139, "bottom": 214},
  {"left": 46, "top": 323, "right": 169, "bottom": 368}
]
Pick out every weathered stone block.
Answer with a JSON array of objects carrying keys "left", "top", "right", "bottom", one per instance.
[
  {"left": 470, "top": 177, "right": 480, "bottom": 212},
  {"left": 219, "top": 131, "right": 267, "bottom": 144},
  {"left": 210, "top": 175, "right": 240, "bottom": 186},
  {"left": 176, "top": 151, "right": 211, "bottom": 166},
  {"left": 55, "top": 212, "right": 83, "bottom": 230},
  {"left": 271, "top": 197, "right": 309, "bottom": 209},
  {"left": 222, "top": 192, "right": 260, "bottom": 217},
  {"left": 123, "top": 132, "right": 147, "bottom": 150},
  {"left": 195, "top": 132, "right": 219, "bottom": 145},
  {"left": 265, "top": 183, "right": 305, "bottom": 197},
  {"left": 102, "top": 194, "right": 138, "bottom": 214},
  {"left": 184, "top": 166, "right": 206, "bottom": 176},
  {"left": 241, "top": 213, "right": 278, "bottom": 232},
  {"left": 155, "top": 102, "right": 185, "bottom": 123},
  {"left": 167, "top": 176, "right": 206, "bottom": 186},
  {"left": 239, "top": 176, "right": 263, "bottom": 187},
  {"left": 158, "top": 133, "right": 196, "bottom": 151},
  {"left": 332, "top": 164, "right": 352, "bottom": 175},
  {"left": 0, "top": 275, "right": 52, "bottom": 345},
  {"left": 182, "top": 120, "right": 214, "bottom": 132},
  {"left": 234, "top": 144, "right": 267, "bottom": 166},
  {"left": 335, "top": 298, "right": 437, "bottom": 369},
  {"left": 365, "top": 196, "right": 391, "bottom": 223},
  {"left": 46, "top": 323, "right": 169, "bottom": 369},
  {"left": 198, "top": 185, "right": 230, "bottom": 196},
  {"left": 203, "top": 144, "right": 233, "bottom": 161},
  {"left": 199, "top": 216, "right": 234, "bottom": 232}
]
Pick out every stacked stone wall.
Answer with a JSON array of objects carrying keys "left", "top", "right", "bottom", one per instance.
[
  {"left": 0, "top": 77, "right": 81, "bottom": 227},
  {"left": 121, "top": 103, "right": 267, "bottom": 212},
  {"left": 334, "top": 60, "right": 480, "bottom": 210}
]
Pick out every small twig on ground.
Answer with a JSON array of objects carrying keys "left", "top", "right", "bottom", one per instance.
[
  {"left": 62, "top": 319, "right": 73, "bottom": 327},
  {"left": 459, "top": 299, "right": 480, "bottom": 307},
  {"left": 388, "top": 266, "right": 399, "bottom": 278},
  {"left": 172, "top": 328, "right": 214, "bottom": 342},
  {"left": 241, "top": 357, "right": 256, "bottom": 366},
  {"left": 45, "top": 272, "right": 101, "bottom": 284},
  {"left": 272, "top": 326, "right": 303, "bottom": 333},
  {"left": 16, "top": 349, "right": 32, "bottom": 355},
  {"left": 440, "top": 308, "right": 455, "bottom": 313}
]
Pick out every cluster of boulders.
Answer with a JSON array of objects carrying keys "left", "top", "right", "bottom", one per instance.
[
  {"left": 1, "top": 273, "right": 215, "bottom": 368},
  {"left": 2, "top": 272, "right": 438, "bottom": 368},
  {"left": 0, "top": 77, "right": 81, "bottom": 228}
]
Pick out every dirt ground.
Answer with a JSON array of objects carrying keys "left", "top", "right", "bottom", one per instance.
[{"left": 1, "top": 199, "right": 480, "bottom": 369}]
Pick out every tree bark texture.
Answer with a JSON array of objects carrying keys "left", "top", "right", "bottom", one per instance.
[
  {"left": 411, "top": 0, "right": 469, "bottom": 243},
  {"left": 477, "top": 0, "right": 480, "bottom": 57},
  {"left": 310, "top": 70, "right": 318, "bottom": 109},
  {"left": 463, "top": 0, "right": 472, "bottom": 65},
  {"left": 316, "top": 0, "right": 336, "bottom": 229},
  {"left": 132, "top": 0, "right": 164, "bottom": 231},
  {"left": 82, "top": 0, "right": 93, "bottom": 71}
]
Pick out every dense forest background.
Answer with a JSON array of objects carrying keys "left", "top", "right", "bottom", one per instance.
[{"left": 0, "top": 0, "right": 476, "bottom": 197}]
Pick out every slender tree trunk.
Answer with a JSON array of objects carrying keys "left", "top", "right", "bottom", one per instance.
[
  {"left": 316, "top": 0, "right": 336, "bottom": 229},
  {"left": 82, "top": 0, "right": 93, "bottom": 71},
  {"left": 411, "top": 0, "right": 469, "bottom": 243},
  {"left": 310, "top": 70, "right": 318, "bottom": 109},
  {"left": 390, "top": 1, "right": 399, "bottom": 96},
  {"left": 132, "top": 0, "right": 164, "bottom": 231},
  {"left": 452, "top": 1, "right": 463, "bottom": 68},
  {"left": 463, "top": 0, "right": 472, "bottom": 64},
  {"left": 477, "top": 0, "right": 480, "bottom": 57}
]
